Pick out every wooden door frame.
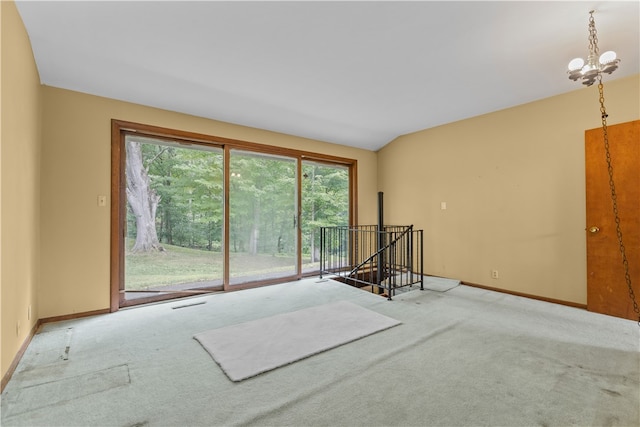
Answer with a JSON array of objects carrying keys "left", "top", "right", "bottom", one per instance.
[{"left": 110, "top": 119, "right": 358, "bottom": 311}]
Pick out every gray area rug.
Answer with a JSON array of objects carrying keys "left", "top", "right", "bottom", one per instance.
[{"left": 194, "top": 300, "right": 401, "bottom": 381}]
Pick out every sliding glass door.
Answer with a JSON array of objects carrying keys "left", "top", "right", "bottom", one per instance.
[
  {"left": 301, "top": 161, "right": 350, "bottom": 274},
  {"left": 124, "top": 136, "right": 224, "bottom": 302},
  {"left": 228, "top": 150, "right": 297, "bottom": 284},
  {"left": 113, "top": 121, "right": 355, "bottom": 309}
]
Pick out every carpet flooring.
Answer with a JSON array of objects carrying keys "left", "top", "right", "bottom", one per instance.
[{"left": 1, "top": 278, "right": 638, "bottom": 426}]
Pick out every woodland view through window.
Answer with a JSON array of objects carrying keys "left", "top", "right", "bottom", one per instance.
[{"left": 114, "top": 123, "right": 354, "bottom": 308}]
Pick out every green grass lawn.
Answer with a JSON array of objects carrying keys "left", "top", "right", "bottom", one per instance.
[{"left": 125, "top": 242, "right": 309, "bottom": 290}]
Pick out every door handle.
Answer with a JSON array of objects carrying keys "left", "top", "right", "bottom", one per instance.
[{"left": 588, "top": 226, "right": 600, "bottom": 233}]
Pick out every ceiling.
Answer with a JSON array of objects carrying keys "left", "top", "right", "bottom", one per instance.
[{"left": 15, "top": 1, "right": 640, "bottom": 151}]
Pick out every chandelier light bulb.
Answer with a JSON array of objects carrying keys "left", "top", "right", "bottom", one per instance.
[
  {"left": 568, "top": 57, "right": 585, "bottom": 71},
  {"left": 599, "top": 51, "right": 617, "bottom": 64}
]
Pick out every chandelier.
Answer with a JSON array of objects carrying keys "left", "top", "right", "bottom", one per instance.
[{"left": 567, "top": 11, "right": 620, "bottom": 86}]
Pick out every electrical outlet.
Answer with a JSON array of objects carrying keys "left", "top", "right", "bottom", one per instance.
[
  {"left": 98, "top": 195, "right": 107, "bottom": 207},
  {"left": 492, "top": 270, "right": 499, "bottom": 279}
]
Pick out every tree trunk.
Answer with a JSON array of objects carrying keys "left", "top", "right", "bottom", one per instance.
[
  {"left": 249, "top": 197, "right": 260, "bottom": 255},
  {"left": 126, "top": 140, "right": 164, "bottom": 253}
]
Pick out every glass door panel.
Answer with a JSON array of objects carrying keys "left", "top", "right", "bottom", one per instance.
[
  {"left": 124, "top": 136, "right": 223, "bottom": 301},
  {"left": 301, "top": 161, "right": 350, "bottom": 274},
  {"left": 229, "top": 150, "right": 297, "bottom": 284}
]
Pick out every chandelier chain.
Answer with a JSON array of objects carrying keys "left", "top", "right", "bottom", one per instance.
[
  {"left": 588, "top": 11, "right": 599, "bottom": 57},
  {"left": 597, "top": 75, "right": 640, "bottom": 325}
]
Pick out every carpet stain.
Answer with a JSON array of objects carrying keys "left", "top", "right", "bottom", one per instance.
[
  {"left": 7, "top": 364, "right": 131, "bottom": 417},
  {"left": 20, "top": 328, "right": 74, "bottom": 368},
  {"left": 601, "top": 388, "right": 622, "bottom": 397},
  {"left": 603, "top": 415, "right": 620, "bottom": 427},
  {"left": 127, "top": 422, "right": 149, "bottom": 427}
]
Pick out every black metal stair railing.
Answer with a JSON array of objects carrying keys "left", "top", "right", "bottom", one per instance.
[{"left": 319, "top": 225, "right": 423, "bottom": 300}]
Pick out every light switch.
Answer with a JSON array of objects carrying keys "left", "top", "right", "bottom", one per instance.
[
  {"left": 98, "top": 195, "right": 107, "bottom": 207},
  {"left": 441, "top": 201, "right": 447, "bottom": 210}
]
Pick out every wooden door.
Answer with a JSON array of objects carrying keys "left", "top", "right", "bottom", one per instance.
[{"left": 585, "top": 120, "right": 640, "bottom": 320}]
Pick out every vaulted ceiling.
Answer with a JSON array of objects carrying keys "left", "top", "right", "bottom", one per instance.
[{"left": 15, "top": 1, "right": 640, "bottom": 151}]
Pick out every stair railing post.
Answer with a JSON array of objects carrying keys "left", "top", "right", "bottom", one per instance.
[
  {"left": 319, "top": 227, "right": 324, "bottom": 279},
  {"left": 377, "top": 192, "right": 384, "bottom": 293},
  {"left": 420, "top": 230, "right": 424, "bottom": 291}
]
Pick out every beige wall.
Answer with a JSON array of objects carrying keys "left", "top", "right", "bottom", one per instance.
[
  {"left": 1, "top": 0, "right": 42, "bottom": 379},
  {"left": 39, "top": 86, "right": 378, "bottom": 318},
  {"left": 378, "top": 74, "right": 640, "bottom": 304}
]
